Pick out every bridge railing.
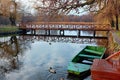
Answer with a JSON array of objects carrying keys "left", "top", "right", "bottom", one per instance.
[{"left": 19, "top": 22, "right": 111, "bottom": 31}]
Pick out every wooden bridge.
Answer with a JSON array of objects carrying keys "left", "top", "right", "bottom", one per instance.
[{"left": 19, "top": 22, "right": 111, "bottom": 39}]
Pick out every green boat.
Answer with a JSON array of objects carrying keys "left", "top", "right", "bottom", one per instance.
[{"left": 67, "top": 45, "right": 106, "bottom": 76}]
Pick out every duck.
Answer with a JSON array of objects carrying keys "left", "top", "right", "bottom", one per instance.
[
  {"left": 49, "top": 43, "right": 51, "bottom": 45},
  {"left": 60, "top": 78, "right": 64, "bottom": 80},
  {"left": 49, "top": 67, "right": 56, "bottom": 74}
]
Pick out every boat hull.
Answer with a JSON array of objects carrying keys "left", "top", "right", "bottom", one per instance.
[
  {"left": 91, "top": 51, "right": 120, "bottom": 80},
  {"left": 91, "top": 59, "right": 120, "bottom": 80},
  {"left": 67, "top": 46, "right": 106, "bottom": 76},
  {"left": 68, "top": 62, "right": 90, "bottom": 75}
]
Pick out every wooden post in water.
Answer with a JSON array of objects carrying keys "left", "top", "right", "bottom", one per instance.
[
  {"left": 59, "top": 30, "right": 61, "bottom": 35},
  {"left": 48, "top": 30, "right": 50, "bottom": 36},
  {"left": 31, "top": 29, "right": 33, "bottom": 34}
]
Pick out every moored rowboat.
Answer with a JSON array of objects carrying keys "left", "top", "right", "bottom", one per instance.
[{"left": 67, "top": 45, "right": 106, "bottom": 76}]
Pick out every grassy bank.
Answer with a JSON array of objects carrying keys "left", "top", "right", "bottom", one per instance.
[{"left": 0, "top": 25, "right": 19, "bottom": 32}]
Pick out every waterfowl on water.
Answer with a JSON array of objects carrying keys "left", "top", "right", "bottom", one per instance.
[
  {"left": 49, "top": 43, "right": 51, "bottom": 45},
  {"left": 49, "top": 67, "right": 56, "bottom": 74},
  {"left": 60, "top": 78, "right": 64, "bottom": 80}
]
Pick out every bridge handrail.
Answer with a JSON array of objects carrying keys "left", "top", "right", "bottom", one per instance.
[
  {"left": 21, "top": 22, "right": 110, "bottom": 25},
  {"left": 19, "top": 22, "right": 111, "bottom": 31}
]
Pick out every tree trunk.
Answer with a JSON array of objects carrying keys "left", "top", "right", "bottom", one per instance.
[
  {"left": 115, "top": 14, "right": 119, "bottom": 30},
  {"left": 9, "top": 16, "right": 16, "bottom": 26},
  {"left": 111, "top": 19, "right": 115, "bottom": 27},
  {"left": 109, "top": 17, "right": 115, "bottom": 27},
  {"left": 9, "top": 13, "right": 16, "bottom": 26}
]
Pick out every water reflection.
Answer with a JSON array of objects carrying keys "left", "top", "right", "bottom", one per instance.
[
  {"left": 0, "top": 35, "right": 104, "bottom": 80},
  {"left": 0, "top": 36, "right": 19, "bottom": 80},
  {"left": 20, "top": 35, "right": 103, "bottom": 44},
  {"left": 0, "top": 35, "right": 34, "bottom": 79},
  {"left": 0, "top": 36, "right": 19, "bottom": 67},
  {"left": 25, "top": 30, "right": 108, "bottom": 46}
]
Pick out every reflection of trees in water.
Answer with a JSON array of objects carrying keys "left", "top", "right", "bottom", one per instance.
[
  {"left": 96, "top": 39, "right": 108, "bottom": 47},
  {"left": 0, "top": 36, "right": 19, "bottom": 72},
  {"left": 0, "top": 36, "right": 19, "bottom": 80},
  {"left": 0, "top": 36, "right": 31, "bottom": 78},
  {"left": 95, "top": 31, "right": 109, "bottom": 47},
  {"left": 0, "top": 35, "right": 108, "bottom": 79}
]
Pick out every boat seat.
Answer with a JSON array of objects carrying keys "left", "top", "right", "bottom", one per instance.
[
  {"left": 79, "top": 54, "right": 100, "bottom": 59},
  {"left": 84, "top": 49, "right": 102, "bottom": 56}
]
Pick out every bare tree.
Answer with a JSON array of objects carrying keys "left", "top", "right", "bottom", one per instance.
[
  {"left": 35, "top": 0, "right": 120, "bottom": 30},
  {"left": 0, "top": 0, "right": 10, "bottom": 16},
  {"left": 92, "top": 0, "right": 120, "bottom": 30},
  {"left": 0, "top": 0, "right": 17, "bottom": 26}
]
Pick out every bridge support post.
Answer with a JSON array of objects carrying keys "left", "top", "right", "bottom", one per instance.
[
  {"left": 78, "top": 30, "right": 80, "bottom": 37},
  {"left": 93, "top": 31, "right": 96, "bottom": 37},
  {"left": 59, "top": 30, "right": 61, "bottom": 35},
  {"left": 48, "top": 30, "right": 50, "bottom": 36},
  {"left": 31, "top": 29, "right": 33, "bottom": 34}
]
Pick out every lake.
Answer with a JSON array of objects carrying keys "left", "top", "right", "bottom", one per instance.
[{"left": 0, "top": 31, "right": 107, "bottom": 80}]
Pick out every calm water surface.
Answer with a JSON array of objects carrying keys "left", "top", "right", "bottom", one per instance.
[{"left": 0, "top": 35, "right": 100, "bottom": 80}]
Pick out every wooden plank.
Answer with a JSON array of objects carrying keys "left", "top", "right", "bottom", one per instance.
[
  {"left": 84, "top": 49, "right": 102, "bottom": 56},
  {"left": 79, "top": 54, "right": 100, "bottom": 59}
]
